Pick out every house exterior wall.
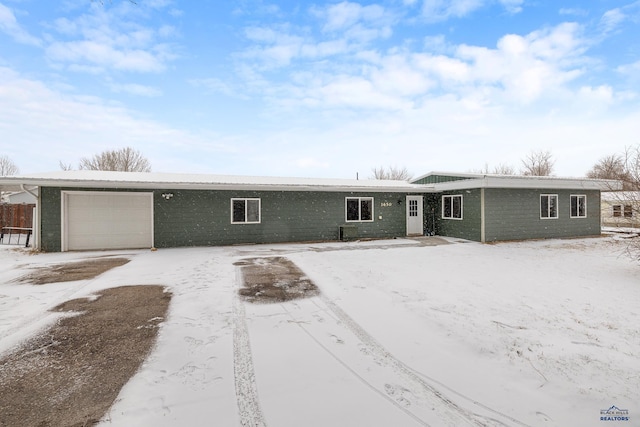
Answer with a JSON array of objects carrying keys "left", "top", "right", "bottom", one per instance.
[
  {"left": 483, "top": 188, "right": 601, "bottom": 241},
  {"left": 40, "top": 187, "right": 416, "bottom": 251},
  {"left": 39, "top": 185, "right": 605, "bottom": 250},
  {"left": 435, "top": 189, "right": 483, "bottom": 241},
  {"left": 154, "top": 189, "right": 413, "bottom": 247},
  {"left": 600, "top": 194, "right": 639, "bottom": 228},
  {"left": 40, "top": 187, "right": 62, "bottom": 252}
]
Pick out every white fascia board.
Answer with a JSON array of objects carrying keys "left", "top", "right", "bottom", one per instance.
[{"left": 0, "top": 176, "right": 431, "bottom": 193}]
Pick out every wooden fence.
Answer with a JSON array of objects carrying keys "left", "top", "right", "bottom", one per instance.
[{"left": 0, "top": 204, "right": 35, "bottom": 229}]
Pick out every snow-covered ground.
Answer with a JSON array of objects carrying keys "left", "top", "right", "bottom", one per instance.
[{"left": 0, "top": 236, "right": 638, "bottom": 426}]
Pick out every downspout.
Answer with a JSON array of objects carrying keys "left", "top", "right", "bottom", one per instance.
[{"left": 20, "top": 184, "right": 38, "bottom": 199}]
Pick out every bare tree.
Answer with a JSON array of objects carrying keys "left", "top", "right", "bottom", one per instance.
[
  {"left": 493, "top": 163, "right": 516, "bottom": 175},
  {"left": 0, "top": 155, "right": 19, "bottom": 176},
  {"left": 370, "top": 166, "right": 413, "bottom": 181},
  {"left": 586, "top": 154, "right": 630, "bottom": 184},
  {"left": 594, "top": 146, "right": 640, "bottom": 261},
  {"left": 621, "top": 146, "right": 640, "bottom": 261},
  {"left": 59, "top": 161, "right": 74, "bottom": 171},
  {"left": 622, "top": 146, "right": 640, "bottom": 191},
  {"left": 474, "top": 162, "right": 517, "bottom": 175},
  {"left": 78, "top": 147, "right": 151, "bottom": 172},
  {"left": 521, "top": 150, "right": 555, "bottom": 176}
]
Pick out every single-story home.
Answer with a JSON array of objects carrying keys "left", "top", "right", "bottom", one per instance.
[
  {"left": 0, "top": 170, "right": 621, "bottom": 252},
  {"left": 601, "top": 192, "right": 639, "bottom": 228}
]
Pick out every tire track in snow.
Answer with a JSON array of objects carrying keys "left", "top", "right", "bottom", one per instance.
[
  {"left": 279, "top": 302, "right": 431, "bottom": 427},
  {"left": 312, "top": 295, "right": 525, "bottom": 427},
  {"left": 233, "top": 266, "right": 268, "bottom": 427}
]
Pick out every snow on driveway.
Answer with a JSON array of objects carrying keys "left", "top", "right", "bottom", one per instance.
[{"left": 0, "top": 236, "right": 638, "bottom": 426}]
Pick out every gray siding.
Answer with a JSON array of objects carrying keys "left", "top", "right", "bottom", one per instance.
[
  {"left": 484, "top": 189, "right": 601, "bottom": 241},
  {"left": 154, "top": 190, "right": 411, "bottom": 247},
  {"left": 38, "top": 185, "right": 604, "bottom": 250},
  {"left": 40, "top": 187, "right": 62, "bottom": 252},
  {"left": 39, "top": 187, "right": 415, "bottom": 251},
  {"left": 435, "top": 189, "right": 482, "bottom": 241}
]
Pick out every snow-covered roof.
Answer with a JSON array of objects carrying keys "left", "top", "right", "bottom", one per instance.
[
  {"left": 0, "top": 170, "right": 428, "bottom": 193},
  {"left": 601, "top": 191, "right": 640, "bottom": 202},
  {"left": 0, "top": 170, "right": 621, "bottom": 194},
  {"left": 413, "top": 171, "right": 621, "bottom": 191}
]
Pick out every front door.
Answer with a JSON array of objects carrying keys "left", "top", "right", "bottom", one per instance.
[{"left": 406, "top": 195, "right": 424, "bottom": 236}]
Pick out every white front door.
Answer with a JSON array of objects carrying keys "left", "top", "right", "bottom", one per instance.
[{"left": 406, "top": 195, "right": 424, "bottom": 236}]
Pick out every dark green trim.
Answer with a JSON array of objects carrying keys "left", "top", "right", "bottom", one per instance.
[{"left": 411, "top": 175, "right": 474, "bottom": 184}]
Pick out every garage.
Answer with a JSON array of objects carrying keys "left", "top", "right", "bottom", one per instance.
[{"left": 62, "top": 191, "right": 154, "bottom": 251}]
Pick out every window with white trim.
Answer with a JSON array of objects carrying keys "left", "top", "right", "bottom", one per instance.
[
  {"left": 442, "top": 195, "right": 462, "bottom": 220},
  {"left": 540, "top": 194, "right": 558, "bottom": 219},
  {"left": 346, "top": 197, "right": 373, "bottom": 222},
  {"left": 231, "top": 198, "right": 261, "bottom": 224},
  {"left": 570, "top": 195, "right": 586, "bottom": 218}
]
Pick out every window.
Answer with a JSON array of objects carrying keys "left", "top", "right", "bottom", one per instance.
[
  {"left": 346, "top": 197, "right": 373, "bottom": 222},
  {"left": 442, "top": 195, "right": 462, "bottom": 219},
  {"left": 613, "top": 205, "right": 621, "bottom": 217},
  {"left": 613, "top": 204, "right": 633, "bottom": 218},
  {"left": 570, "top": 195, "right": 586, "bottom": 218},
  {"left": 231, "top": 198, "right": 260, "bottom": 224},
  {"left": 540, "top": 194, "right": 558, "bottom": 219},
  {"left": 409, "top": 199, "right": 418, "bottom": 217}
]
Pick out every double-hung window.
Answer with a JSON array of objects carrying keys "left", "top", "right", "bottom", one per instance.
[
  {"left": 442, "top": 195, "right": 462, "bottom": 219},
  {"left": 346, "top": 197, "right": 373, "bottom": 222},
  {"left": 231, "top": 198, "right": 261, "bottom": 224},
  {"left": 540, "top": 194, "right": 558, "bottom": 219},
  {"left": 570, "top": 195, "right": 586, "bottom": 218}
]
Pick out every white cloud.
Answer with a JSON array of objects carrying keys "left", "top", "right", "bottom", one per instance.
[
  {"left": 498, "top": 0, "right": 524, "bottom": 14},
  {"left": 600, "top": 8, "right": 626, "bottom": 35},
  {"left": 617, "top": 59, "right": 640, "bottom": 76},
  {"left": 0, "top": 3, "right": 41, "bottom": 46},
  {"left": 559, "top": 8, "right": 588, "bottom": 17},
  {"left": 320, "top": 2, "right": 387, "bottom": 32},
  {"left": 47, "top": 40, "right": 168, "bottom": 72},
  {"left": 421, "top": 0, "right": 484, "bottom": 21},
  {"left": 453, "top": 23, "right": 587, "bottom": 103},
  {"left": 419, "top": 0, "right": 523, "bottom": 21},
  {"left": 237, "top": 20, "right": 593, "bottom": 112},
  {"left": 44, "top": 3, "right": 178, "bottom": 74},
  {"left": 0, "top": 66, "right": 220, "bottom": 174},
  {"left": 109, "top": 82, "right": 162, "bottom": 97},
  {"left": 315, "top": 75, "right": 412, "bottom": 110},
  {"left": 312, "top": 1, "right": 394, "bottom": 42},
  {"left": 189, "top": 78, "right": 239, "bottom": 97}
]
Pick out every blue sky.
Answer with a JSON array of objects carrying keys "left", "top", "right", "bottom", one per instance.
[{"left": 0, "top": 0, "right": 638, "bottom": 178}]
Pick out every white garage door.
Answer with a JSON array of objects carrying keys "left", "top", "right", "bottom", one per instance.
[{"left": 63, "top": 191, "right": 153, "bottom": 251}]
